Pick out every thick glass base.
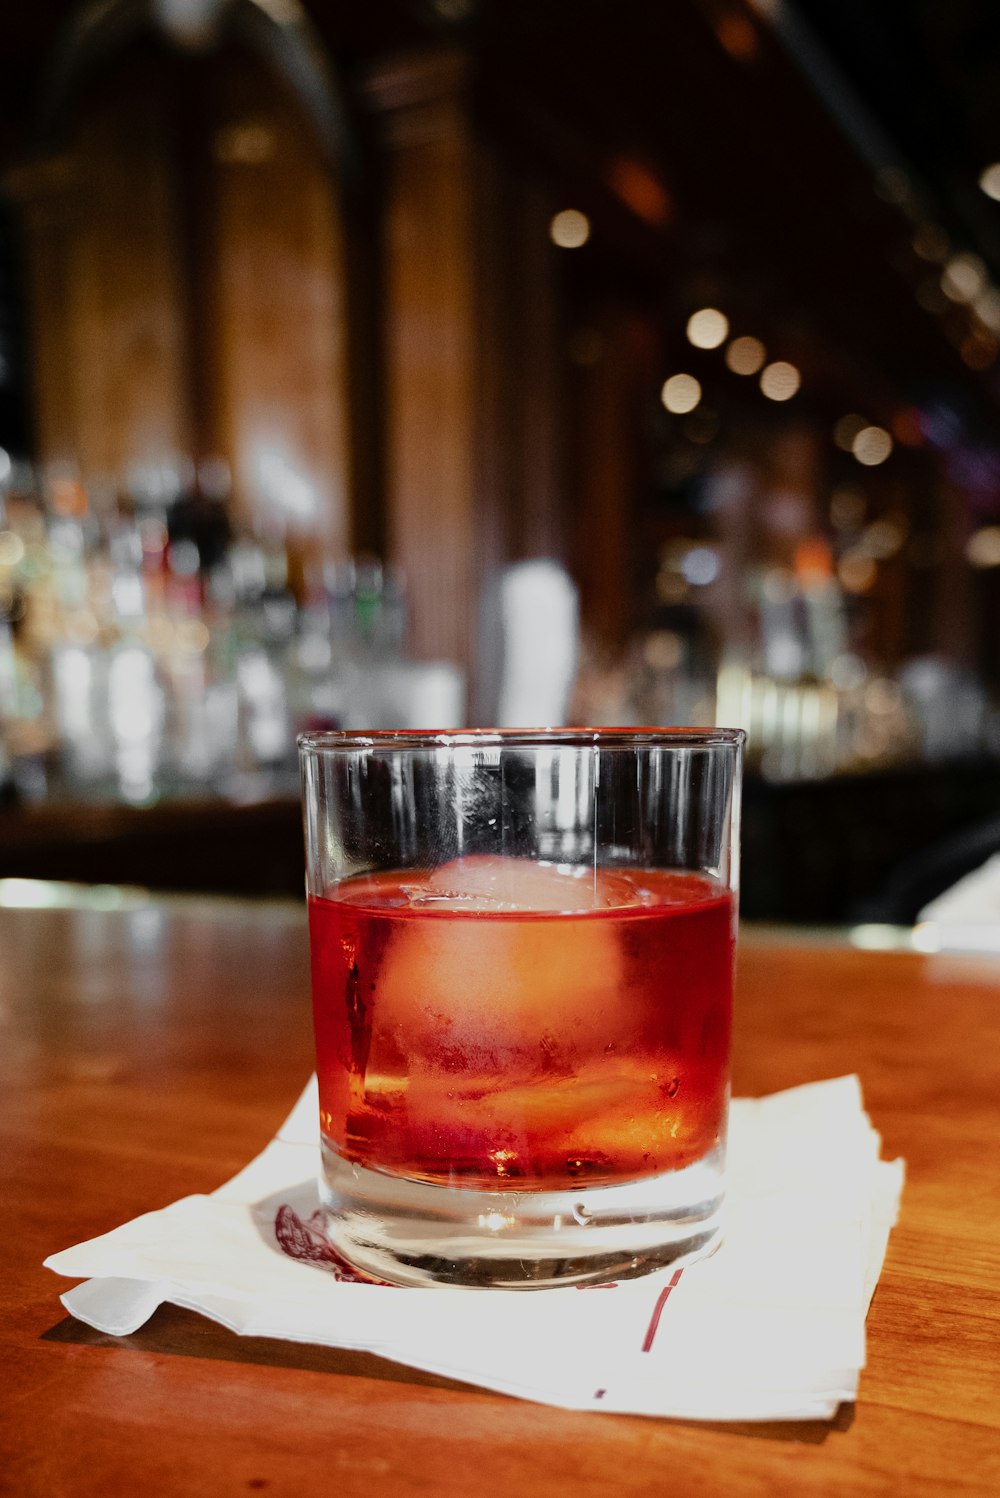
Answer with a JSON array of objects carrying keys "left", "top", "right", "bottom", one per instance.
[{"left": 319, "top": 1139, "right": 725, "bottom": 1288}]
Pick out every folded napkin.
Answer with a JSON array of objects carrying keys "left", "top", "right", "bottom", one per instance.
[
  {"left": 918, "top": 852, "right": 1000, "bottom": 952},
  {"left": 46, "top": 1075, "right": 903, "bottom": 1422}
]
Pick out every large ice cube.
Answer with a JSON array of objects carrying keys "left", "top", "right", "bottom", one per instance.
[
  {"left": 373, "top": 856, "right": 627, "bottom": 1049},
  {"left": 424, "top": 854, "right": 640, "bottom": 912}
]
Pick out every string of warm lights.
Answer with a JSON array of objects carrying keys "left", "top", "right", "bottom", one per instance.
[
  {"left": 550, "top": 197, "right": 1000, "bottom": 521},
  {"left": 655, "top": 303, "right": 901, "bottom": 468}
]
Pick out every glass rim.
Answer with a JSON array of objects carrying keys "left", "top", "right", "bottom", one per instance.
[{"left": 298, "top": 726, "right": 747, "bottom": 755}]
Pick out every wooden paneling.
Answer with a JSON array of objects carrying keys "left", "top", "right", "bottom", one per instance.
[
  {"left": 364, "top": 53, "right": 480, "bottom": 672},
  {"left": 205, "top": 56, "right": 350, "bottom": 553},
  {"left": 11, "top": 46, "right": 351, "bottom": 554},
  {"left": 570, "top": 304, "right": 655, "bottom": 648},
  {"left": 14, "top": 63, "right": 190, "bottom": 486},
  {"left": 364, "top": 51, "right": 568, "bottom": 691}
]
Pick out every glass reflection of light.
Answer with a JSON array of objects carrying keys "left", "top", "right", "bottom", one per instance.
[
  {"left": 661, "top": 373, "right": 701, "bottom": 413},
  {"left": 759, "top": 361, "right": 800, "bottom": 401},
  {"left": 686, "top": 308, "right": 729, "bottom": 349},
  {"left": 724, "top": 336, "right": 766, "bottom": 375},
  {"left": 549, "top": 209, "right": 590, "bottom": 249}
]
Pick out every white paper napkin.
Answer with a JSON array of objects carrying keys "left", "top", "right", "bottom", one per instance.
[
  {"left": 917, "top": 852, "right": 1000, "bottom": 952},
  {"left": 45, "top": 1075, "right": 903, "bottom": 1422}
]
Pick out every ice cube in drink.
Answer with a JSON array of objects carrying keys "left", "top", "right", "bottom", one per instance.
[{"left": 307, "top": 855, "right": 734, "bottom": 1192}]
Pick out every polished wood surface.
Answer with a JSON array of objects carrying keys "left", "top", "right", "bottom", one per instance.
[{"left": 3, "top": 901, "right": 999, "bottom": 1495}]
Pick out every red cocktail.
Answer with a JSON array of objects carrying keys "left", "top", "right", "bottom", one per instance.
[
  {"left": 300, "top": 727, "right": 744, "bottom": 1286},
  {"left": 309, "top": 855, "right": 733, "bottom": 1192}
]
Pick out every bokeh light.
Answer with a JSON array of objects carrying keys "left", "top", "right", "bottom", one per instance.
[
  {"left": 941, "top": 253, "right": 986, "bottom": 303},
  {"left": 686, "top": 307, "right": 729, "bottom": 349},
  {"left": 680, "top": 546, "right": 720, "bottom": 585},
  {"left": 661, "top": 373, "right": 702, "bottom": 413},
  {"left": 978, "top": 163, "right": 1000, "bottom": 201},
  {"left": 725, "top": 335, "right": 766, "bottom": 374},
  {"left": 966, "top": 527, "right": 1000, "bottom": 568},
  {"left": 759, "top": 360, "right": 800, "bottom": 401},
  {"left": 549, "top": 209, "right": 591, "bottom": 249},
  {"left": 974, "top": 288, "right": 1000, "bottom": 332},
  {"left": 851, "top": 426, "right": 893, "bottom": 466},
  {"left": 838, "top": 551, "right": 877, "bottom": 593}
]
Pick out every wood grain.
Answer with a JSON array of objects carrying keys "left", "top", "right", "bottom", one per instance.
[
  {"left": 365, "top": 52, "right": 481, "bottom": 677},
  {"left": 2, "top": 905, "right": 999, "bottom": 1496},
  {"left": 12, "top": 47, "right": 351, "bottom": 554}
]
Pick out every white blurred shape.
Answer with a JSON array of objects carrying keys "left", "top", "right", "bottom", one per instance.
[
  {"left": 681, "top": 546, "right": 720, "bottom": 585},
  {"left": 252, "top": 440, "right": 318, "bottom": 524},
  {"left": 496, "top": 561, "right": 579, "bottom": 727},
  {"left": 109, "top": 648, "right": 161, "bottom": 745},
  {"left": 348, "top": 662, "right": 466, "bottom": 730}
]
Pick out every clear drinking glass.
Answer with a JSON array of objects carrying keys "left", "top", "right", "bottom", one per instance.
[{"left": 300, "top": 727, "right": 744, "bottom": 1288}]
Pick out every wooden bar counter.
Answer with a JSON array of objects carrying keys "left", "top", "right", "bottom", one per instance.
[{"left": 2, "top": 893, "right": 999, "bottom": 1495}]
